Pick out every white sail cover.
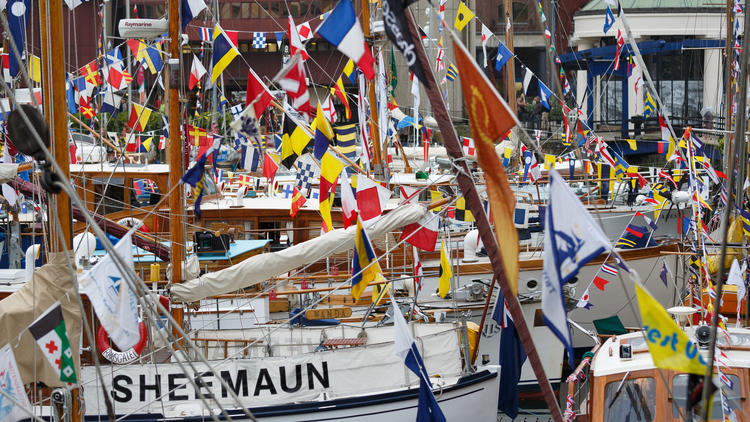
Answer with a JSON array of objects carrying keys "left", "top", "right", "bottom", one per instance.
[
  {"left": 170, "top": 204, "right": 427, "bottom": 302},
  {"left": 81, "top": 323, "right": 462, "bottom": 416}
]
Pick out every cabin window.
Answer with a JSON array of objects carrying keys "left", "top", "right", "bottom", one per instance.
[
  {"left": 603, "top": 377, "right": 656, "bottom": 422},
  {"left": 672, "top": 373, "right": 741, "bottom": 419},
  {"left": 93, "top": 177, "right": 125, "bottom": 215}
]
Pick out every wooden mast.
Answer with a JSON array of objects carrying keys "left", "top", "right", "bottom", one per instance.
[
  {"left": 401, "top": 10, "right": 564, "bottom": 422},
  {"left": 39, "top": 0, "right": 75, "bottom": 417},
  {"left": 40, "top": 0, "right": 72, "bottom": 249},
  {"left": 167, "top": 0, "right": 185, "bottom": 342},
  {"left": 361, "top": 0, "right": 384, "bottom": 178}
]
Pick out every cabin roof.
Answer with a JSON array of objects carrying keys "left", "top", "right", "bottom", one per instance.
[
  {"left": 579, "top": 0, "right": 724, "bottom": 13},
  {"left": 69, "top": 163, "right": 170, "bottom": 173},
  {"left": 591, "top": 327, "right": 750, "bottom": 377}
]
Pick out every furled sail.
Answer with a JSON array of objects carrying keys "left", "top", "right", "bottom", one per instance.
[{"left": 170, "top": 204, "right": 427, "bottom": 302}]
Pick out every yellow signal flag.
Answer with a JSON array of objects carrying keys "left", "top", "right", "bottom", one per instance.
[
  {"left": 626, "top": 139, "right": 637, "bottom": 150},
  {"left": 634, "top": 283, "right": 707, "bottom": 374},
  {"left": 544, "top": 154, "right": 556, "bottom": 170},
  {"left": 439, "top": 241, "right": 452, "bottom": 298},
  {"left": 28, "top": 55, "right": 41, "bottom": 83},
  {"left": 454, "top": 1, "right": 474, "bottom": 31},
  {"left": 430, "top": 190, "right": 444, "bottom": 211},
  {"left": 371, "top": 275, "right": 390, "bottom": 305}
]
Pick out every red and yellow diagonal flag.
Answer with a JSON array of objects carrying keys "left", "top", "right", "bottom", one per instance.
[
  {"left": 290, "top": 186, "right": 306, "bottom": 218},
  {"left": 452, "top": 35, "right": 520, "bottom": 296}
]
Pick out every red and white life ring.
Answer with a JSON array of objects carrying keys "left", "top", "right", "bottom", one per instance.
[{"left": 97, "top": 321, "right": 148, "bottom": 364}]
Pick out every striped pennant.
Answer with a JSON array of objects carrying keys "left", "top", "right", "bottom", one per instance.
[{"left": 601, "top": 263, "right": 618, "bottom": 276}]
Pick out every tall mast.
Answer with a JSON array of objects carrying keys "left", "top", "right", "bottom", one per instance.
[
  {"left": 361, "top": 0, "right": 383, "bottom": 178},
  {"left": 167, "top": 0, "right": 185, "bottom": 339},
  {"left": 39, "top": 0, "right": 75, "bottom": 417},
  {"left": 504, "top": 0, "right": 516, "bottom": 113},
  {"left": 40, "top": 0, "right": 72, "bottom": 250}
]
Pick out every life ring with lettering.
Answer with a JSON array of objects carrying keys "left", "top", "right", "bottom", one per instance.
[
  {"left": 116, "top": 217, "right": 149, "bottom": 233},
  {"left": 97, "top": 321, "right": 148, "bottom": 364}
]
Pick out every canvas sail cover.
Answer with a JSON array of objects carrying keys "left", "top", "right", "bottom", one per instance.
[
  {"left": 170, "top": 204, "right": 427, "bottom": 302},
  {"left": 0, "top": 252, "right": 82, "bottom": 386},
  {"left": 81, "top": 323, "right": 462, "bottom": 415}
]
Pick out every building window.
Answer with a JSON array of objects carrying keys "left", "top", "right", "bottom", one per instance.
[
  {"left": 220, "top": 2, "right": 231, "bottom": 19},
  {"left": 512, "top": 2, "right": 529, "bottom": 24}
]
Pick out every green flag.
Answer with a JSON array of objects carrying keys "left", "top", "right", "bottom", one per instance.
[{"left": 28, "top": 302, "right": 77, "bottom": 384}]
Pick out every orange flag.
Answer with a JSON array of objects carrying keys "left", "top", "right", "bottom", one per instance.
[{"left": 452, "top": 35, "right": 520, "bottom": 296}]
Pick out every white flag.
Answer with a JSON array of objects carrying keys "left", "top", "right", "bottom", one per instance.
[
  {"left": 0, "top": 344, "right": 32, "bottom": 421},
  {"left": 727, "top": 259, "right": 746, "bottom": 323},
  {"left": 481, "top": 23, "right": 492, "bottom": 68},
  {"left": 542, "top": 170, "right": 611, "bottom": 367},
  {"left": 522, "top": 67, "right": 534, "bottom": 95},
  {"left": 79, "top": 231, "right": 140, "bottom": 350}
]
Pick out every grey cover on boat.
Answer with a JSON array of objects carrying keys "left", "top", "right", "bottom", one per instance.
[
  {"left": 0, "top": 164, "right": 18, "bottom": 184},
  {"left": 171, "top": 204, "right": 427, "bottom": 302},
  {"left": 0, "top": 251, "right": 82, "bottom": 386}
]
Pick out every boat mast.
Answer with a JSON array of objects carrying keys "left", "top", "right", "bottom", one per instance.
[
  {"left": 39, "top": 0, "right": 75, "bottom": 417},
  {"left": 504, "top": 0, "right": 516, "bottom": 114},
  {"left": 167, "top": 0, "right": 185, "bottom": 340},
  {"left": 361, "top": 0, "right": 384, "bottom": 179}
]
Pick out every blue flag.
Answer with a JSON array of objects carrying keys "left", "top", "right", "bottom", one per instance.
[
  {"left": 7, "top": 0, "right": 29, "bottom": 77},
  {"left": 181, "top": 151, "right": 210, "bottom": 218},
  {"left": 543, "top": 170, "right": 612, "bottom": 368},
  {"left": 603, "top": 6, "right": 615, "bottom": 33},
  {"left": 538, "top": 80, "right": 553, "bottom": 110},
  {"left": 523, "top": 150, "right": 532, "bottom": 181},
  {"left": 492, "top": 289, "right": 527, "bottom": 419},
  {"left": 495, "top": 40, "right": 513, "bottom": 72},
  {"left": 393, "top": 300, "right": 446, "bottom": 422}
]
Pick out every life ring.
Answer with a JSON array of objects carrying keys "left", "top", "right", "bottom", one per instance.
[
  {"left": 116, "top": 217, "right": 149, "bottom": 233},
  {"left": 97, "top": 321, "right": 148, "bottom": 364}
]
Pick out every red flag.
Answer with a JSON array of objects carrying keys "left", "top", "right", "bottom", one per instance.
[
  {"left": 290, "top": 186, "right": 306, "bottom": 217},
  {"left": 246, "top": 68, "right": 274, "bottom": 117},
  {"left": 356, "top": 176, "right": 391, "bottom": 222},
  {"left": 399, "top": 213, "right": 438, "bottom": 251},
  {"left": 288, "top": 16, "right": 309, "bottom": 60},
  {"left": 593, "top": 275, "right": 609, "bottom": 291},
  {"left": 263, "top": 151, "right": 278, "bottom": 186},
  {"left": 277, "top": 55, "right": 313, "bottom": 121}
]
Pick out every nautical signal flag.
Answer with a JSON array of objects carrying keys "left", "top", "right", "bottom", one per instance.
[
  {"left": 263, "top": 151, "right": 279, "bottom": 186},
  {"left": 644, "top": 92, "right": 656, "bottom": 118},
  {"left": 313, "top": 103, "right": 334, "bottom": 159},
  {"left": 343, "top": 59, "right": 357, "bottom": 84},
  {"left": 495, "top": 40, "right": 513, "bottom": 72},
  {"left": 439, "top": 241, "right": 452, "bottom": 298},
  {"left": 189, "top": 54, "right": 207, "bottom": 90},
  {"left": 454, "top": 1, "right": 474, "bottom": 31},
  {"left": 351, "top": 218, "right": 385, "bottom": 301},
  {"left": 79, "top": 60, "right": 101, "bottom": 86},
  {"left": 445, "top": 64, "right": 459, "bottom": 81},
  {"left": 331, "top": 77, "right": 352, "bottom": 119},
  {"left": 400, "top": 212, "right": 439, "bottom": 252},
  {"left": 290, "top": 186, "right": 306, "bottom": 217},
  {"left": 592, "top": 275, "right": 609, "bottom": 291},
  {"left": 127, "top": 103, "right": 152, "bottom": 131},
  {"left": 211, "top": 25, "right": 240, "bottom": 83},
  {"left": 603, "top": 6, "right": 615, "bottom": 33},
  {"left": 246, "top": 69, "right": 274, "bottom": 119},
  {"left": 452, "top": 33, "right": 519, "bottom": 296},
  {"left": 280, "top": 118, "right": 312, "bottom": 169},
  {"left": 181, "top": 0, "right": 207, "bottom": 31},
  {"left": 288, "top": 16, "right": 309, "bottom": 60},
  {"left": 278, "top": 54, "right": 313, "bottom": 121},
  {"left": 452, "top": 197, "right": 474, "bottom": 222},
  {"left": 339, "top": 170, "right": 357, "bottom": 228},
  {"left": 635, "top": 283, "right": 707, "bottom": 374},
  {"left": 316, "top": 0, "right": 374, "bottom": 80},
  {"left": 356, "top": 175, "right": 391, "bottom": 222}
]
